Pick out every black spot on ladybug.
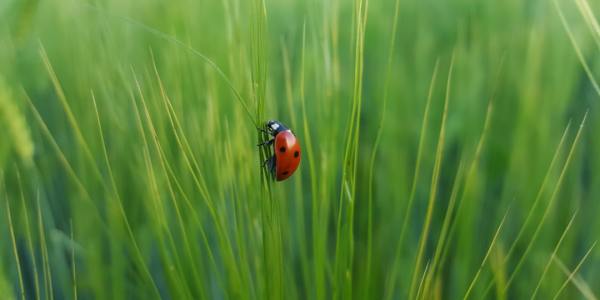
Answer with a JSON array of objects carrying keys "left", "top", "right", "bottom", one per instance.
[
  {"left": 280, "top": 147, "right": 286, "bottom": 153},
  {"left": 294, "top": 151, "right": 299, "bottom": 158},
  {"left": 282, "top": 171, "right": 289, "bottom": 176}
]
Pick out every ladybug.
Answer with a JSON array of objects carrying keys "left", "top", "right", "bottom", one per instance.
[{"left": 258, "top": 120, "right": 301, "bottom": 181}]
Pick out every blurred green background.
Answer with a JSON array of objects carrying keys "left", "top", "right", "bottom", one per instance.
[{"left": 1, "top": 0, "right": 599, "bottom": 299}]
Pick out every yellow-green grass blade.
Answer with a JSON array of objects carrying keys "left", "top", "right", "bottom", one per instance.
[
  {"left": 480, "top": 120, "right": 573, "bottom": 296},
  {"left": 385, "top": 59, "right": 440, "bottom": 300},
  {"left": 530, "top": 210, "right": 578, "bottom": 299},
  {"left": 6, "top": 195, "right": 25, "bottom": 300},
  {"left": 553, "top": 0, "right": 600, "bottom": 97},
  {"left": 552, "top": 256, "right": 598, "bottom": 300},
  {"left": 16, "top": 170, "right": 40, "bottom": 300},
  {"left": 70, "top": 220, "right": 77, "bottom": 300},
  {"left": 364, "top": 0, "right": 401, "bottom": 295},
  {"left": 422, "top": 159, "right": 467, "bottom": 299},
  {"left": 75, "top": 1, "right": 255, "bottom": 125},
  {"left": 462, "top": 206, "right": 510, "bottom": 300},
  {"left": 501, "top": 112, "right": 588, "bottom": 293},
  {"left": 90, "top": 92, "right": 161, "bottom": 298},
  {"left": 552, "top": 241, "right": 597, "bottom": 300},
  {"left": 408, "top": 52, "right": 454, "bottom": 300},
  {"left": 36, "top": 195, "right": 54, "bottom": 300}
]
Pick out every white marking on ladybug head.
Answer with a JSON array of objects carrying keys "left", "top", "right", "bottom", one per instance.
[{"left": 270, "top": 123, "right": 280, "bottom": 131}]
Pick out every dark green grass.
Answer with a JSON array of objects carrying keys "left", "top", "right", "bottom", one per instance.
[{"left": 1, "top": 0, "right": 600, "bottom": 299}]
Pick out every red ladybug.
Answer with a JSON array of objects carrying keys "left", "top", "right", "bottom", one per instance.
[{"left": 258, "top": 120, "right": 301, "bottom": 181}]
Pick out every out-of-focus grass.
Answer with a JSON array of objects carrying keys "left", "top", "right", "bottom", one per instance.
[{"left": 1, "top": 0, "right": 599, "bottom": 299}]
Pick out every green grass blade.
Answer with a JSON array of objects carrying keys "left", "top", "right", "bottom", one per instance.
[
  {"left": 385, "top": 59, "right": 440, "bottom": 300},
  {"left": 408, "top": 52, "right": 454, "bottom": 300},
  {"left": 530, "top": 210, "right": 578, "bottom": 299},
  {"left": 552, "top": 256, "right": 598, "bottom": 300},
  {"left": 502, "top": 111, "right": 588, "bottom": 293},
  {"left": 6, "top": 196, "right": 26, "bottom": 300},
  {"left": 552, "top": 241, "right": 597, "bottom": 300}
]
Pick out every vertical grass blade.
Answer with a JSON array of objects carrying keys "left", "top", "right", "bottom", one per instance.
[
  {"left": 408, "top": 52, "right": 454, "bottom": 300},
  {"left": 385, "top": 59, "right": 440, "bottom": 300},
  {"left": 6, "top": 196, "right": 26, "bottom": 300}
]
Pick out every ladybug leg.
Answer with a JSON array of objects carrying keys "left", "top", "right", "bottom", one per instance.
[
  {"left": 261, "top": 156, "right": 274, "bottom": 168},
  {"left": 261, "top": 157, "right": 270, "bottom": 168},
  {"left": 268, "top": 156, "right": 276, "bottom": 179},
  {"left": 262, "top": 156, "right": 276, "bottom": 179},
  {"left": 257, "top": 138, "right": 274, "bottom": 147}
]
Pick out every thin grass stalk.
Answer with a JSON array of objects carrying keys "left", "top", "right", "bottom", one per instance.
[
  {"left": 16, "top": 170, "right": 41, "bottom": 300},
  {"left": 298, "top": 21, "right": 323, "bottom": 300},
  {"left": 531, "top": 210, "right": 579, "bottom": 299},
  {"left": 552, "top": 242, "right": 597, "bottom": 300},
  {"left": 385, "top": 59, "right": 440, "bottom": 300},
  {"left": 6, "top": 196, "right": 26, "bottom": 300},
  {"left": 364, "top": 0, "right": 401, "bottom": 296},
  {"left": 554, "top": 0, "right": 600, "bottom": 97},
  {"left": 479, "top": 121, "right": 572, "bottom": 296},
  {"left": 37, "top": 195, "right": 54, "bottom": 300},
  {"left": 90, "top": 92, "right": 161, "bottom": 297},
  {"left": 70, "top": 220, "right": 77, "bottom": 300},
  {"left": 552, "top": 256, "right": 598, "bottom": 300},
  {"left": 501, "top": 112, "right": 588, "bottom": 293},
  {"left": 408, "top": 53, "right": 454, "bottom": 300},
  {"left": 333, "top": 0, "right": 368, "bottom": 297},
  {"left": 462, "top": 207, "right": 510, "bottom": 300},
  {"left": 132, "top": 73, "right": 194, "bottom": 298}
]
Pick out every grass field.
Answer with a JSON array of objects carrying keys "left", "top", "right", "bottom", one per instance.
[{"left": 1, "top": 0, "right": 600, "bottom": 299}]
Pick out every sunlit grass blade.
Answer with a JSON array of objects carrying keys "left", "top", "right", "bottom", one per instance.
[
  {"left": 530, "top": 210, "right": 578, "bottom": 299},
  {"left": 6, "top": 193, "right": 26, "bottom": 300},
  {"left": 415, "top": 261, "right": 431, "bottom": 300},
  {"left": 421, "top": 159, "right": 466, "bottom": 299},
  {"left": 334, "top": 0, "right": 368, "bottom": 297},
  {"left": 575, "top": 0, "right": 600, "bottom": 51},
  {"left": 24, "top": 91, "right": 109, "bottom": 233},
  {"left": 501, "top": 111, "right": 588, "bottom": 293},
  {"left": 432, "top": 56, "right": 505, "bottom": 290},
  {"left": 408, "top": 52, "right": 454, "bottom": 300},
  {"left": 385, "top": 58, "right": 439, "bottom": 300},
  {"left": 553, "top": 0, "right": 600, "bottom": 97},
  {"left": 553, "top": 256, "right": 598, "bottom": 300},
  {"left": 67, "top": 219, "right": 77, "bottom": 300},
  {"left": 36, "top": 194, "right": 54, "bottom": 300},
  {"left": 130, "top": 69, "right": 196, "bottom": 298},
  {"left": 503, "top": 121, "right": 572, "bottom": 262},
  {"left": 137, "top": 72, "right": 207, "bottom": 298},
  {"left": 552, "top": 241, "right": 597, "bottom": 300},
  {"left": 39, "top": 45, "right": 104, "bottom": 182},
  {"left": 16, "top": 170, "right": 40, "bottom": 300},
  {"left": 75, "top": 1, "right": 255, "bottom": 125},
  {"left": 297, "top": 21, "right": 324, "bottom": 299},
  {"left": 489, "top": 244, "right": 507, "bottom": 299},
  {"left": 479, "top": 120, "right": 572, "bottom": 296},
  {"left": 462, "top": 206, "right": 510, "bottom": 300},
  {"left": 90, "top": 91, "right": 161, "bottom": 298},
  {"left": 251, "top": 0, "right": 285, "bottom": 297},
  {"left": 426, "top": 87, "right": 497, "bottom": 298},
  {"left": 364, "top": 0, "right": 401, "bottom": 295}
]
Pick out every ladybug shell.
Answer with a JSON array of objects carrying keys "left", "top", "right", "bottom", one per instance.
[{"left": 274, "top": 130, "right": 301, "bottom": 181}]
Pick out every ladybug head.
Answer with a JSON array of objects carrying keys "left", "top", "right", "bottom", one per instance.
[{"left": 265, "top": 120, "right": 289, "bottom": 135}]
